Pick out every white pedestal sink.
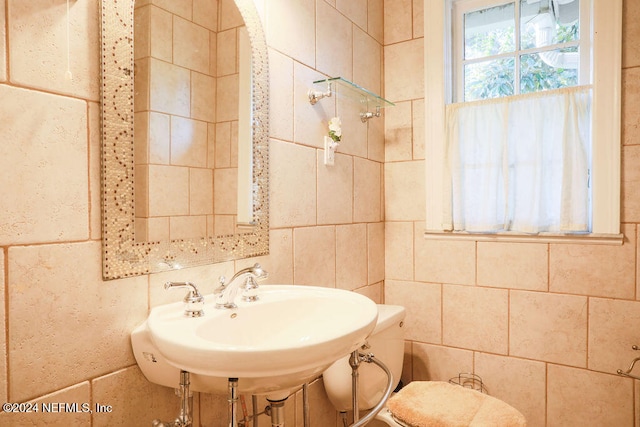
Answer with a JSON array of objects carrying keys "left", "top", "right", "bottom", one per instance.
[{"left": 131, "top": 285, "right": 378, "bottom": 400}]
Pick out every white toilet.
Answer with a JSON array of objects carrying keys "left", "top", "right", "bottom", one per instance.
[
  {"left": 322, "top": 304, "right": 527, "bottom": 427},
  {"left": 322, "top": 304, "right": 406, "bottom": 426}
]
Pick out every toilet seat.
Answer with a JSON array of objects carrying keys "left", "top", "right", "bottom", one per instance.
[{"left": 383, "top": 381, "right": 526, "bottom": 427}]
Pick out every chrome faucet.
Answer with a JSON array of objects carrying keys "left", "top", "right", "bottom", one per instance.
[
  {"left": 214, "top": 263, "right": 268, "bottom": 309},
  {"left": 164, "top": 281, "right": 205, "bottom": 317}
]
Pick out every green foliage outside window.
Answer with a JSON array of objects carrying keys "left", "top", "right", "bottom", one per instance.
[{"left": 464, "top": 21, "right": 580, "bottom": 101}]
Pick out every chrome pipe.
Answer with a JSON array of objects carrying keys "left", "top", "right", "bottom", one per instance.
[
  {"left": 349, "top": 350, "right": 361, "bottom": 423},
  {"left": 302, "top": 383, "right": 310, "bottom": 427},
  {"left": 266, "top": 398, "right": 286, "bottom": 427},
  {"left": 152, "top": 371, "right": 194, "bottom": 427},
  {"left": 252, "top": 395, "right": 259, "bottom": 427},
  {"left": 176, "top": 371, "right": 193, "bottom": 427},
  {"left": 347, "top": 353, "right": 394, "bottom": 427},
  {"left": 340, "top": 412, "right": 348, "bottom": 427},
  {"left": 228, "top": 378, "right": 239, "bottom": 427}
]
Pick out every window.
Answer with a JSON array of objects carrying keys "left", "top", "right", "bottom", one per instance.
[
  {"left": 447, "top": 0, "right": 591, "bottom": 234},
  {"left": 453, "top": 0, "right": 589, "bottom": 102},
  {"left": 424, "top": 0, "right": 622, "bottom": 242}
]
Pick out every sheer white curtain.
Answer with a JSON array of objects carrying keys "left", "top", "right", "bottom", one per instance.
[{"left": 444, "top": 86, "right": 591, "bottom": 234}]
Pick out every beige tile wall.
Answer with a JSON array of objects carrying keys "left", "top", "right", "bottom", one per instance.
[
  {"left": 9, "top": 0, "right": 638, "bottom": 425},
  {"left": 0, "top": 0, "right": 383, "bottom": 426},
  {"left": 384, "top": 0, "right": 640, "bottom": 425}
]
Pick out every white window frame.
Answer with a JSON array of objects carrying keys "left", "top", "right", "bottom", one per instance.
[{"left": 424, "top": 0, "right": 623, "bottom": 244}]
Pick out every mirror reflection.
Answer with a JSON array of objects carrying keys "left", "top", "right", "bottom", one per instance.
[
  {"left": 133, "top": 0, "right": 252, "bottom": 242},
  {"left": 100, "top": 0, "right": 269, "bottom": 280}
]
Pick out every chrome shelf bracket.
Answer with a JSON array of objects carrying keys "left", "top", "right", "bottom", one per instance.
[
  {"left": 360, "top": 106, "right": 381, "bottom": 122},
  {"left": 308, "top": 81, "right": 333, "bottom": 105}
]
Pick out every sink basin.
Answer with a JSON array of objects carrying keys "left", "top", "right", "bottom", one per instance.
[{"left": 131, "top": 285, "right": 378, "bottom": 397}]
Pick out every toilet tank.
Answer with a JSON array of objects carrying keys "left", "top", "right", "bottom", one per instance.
[{"left": 322, "top": 304, "right": 406, "bottom": 412}]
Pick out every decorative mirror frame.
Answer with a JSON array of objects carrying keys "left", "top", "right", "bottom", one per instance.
[{"left": 100, "top": 0, "right": 269, "bottom": 280}]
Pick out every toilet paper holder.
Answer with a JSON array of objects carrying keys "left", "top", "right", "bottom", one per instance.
[{"left": 616, "top": 345, "right": 640, "bottom": 380}]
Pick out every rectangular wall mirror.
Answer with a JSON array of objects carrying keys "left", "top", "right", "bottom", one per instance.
[{"left": 100, "top": 0, "right": 269, "bottom": 280}]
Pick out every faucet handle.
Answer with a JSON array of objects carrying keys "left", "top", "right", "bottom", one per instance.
[
  {"left": 164, "top": 282, "right": 204, "bottom": 317},
  {"left": 214, "top": 276, "right": 227, "bottom": 295},
  {"left": 250, "top": 263, "right": 268, "bottom": 280}
]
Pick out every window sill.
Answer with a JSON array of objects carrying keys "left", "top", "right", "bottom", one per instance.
[{"left": 423, "top": 230, "right": 624, "bottom": 245}]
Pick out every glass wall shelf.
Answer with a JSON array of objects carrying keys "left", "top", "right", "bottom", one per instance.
[{"left": 308, "top": 77, "right": 394, "bottom": 122}]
